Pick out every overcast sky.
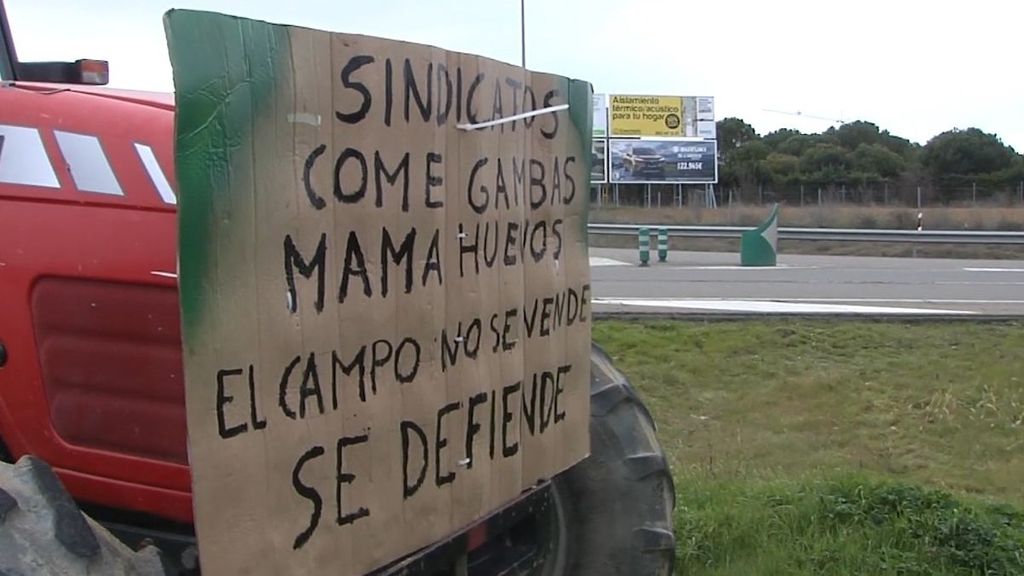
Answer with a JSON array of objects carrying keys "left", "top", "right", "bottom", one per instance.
[{"left": 6, "top": 0, "right": 1022, "bottom": 151}]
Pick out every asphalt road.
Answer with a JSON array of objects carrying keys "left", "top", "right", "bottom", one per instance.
[{"left": 589, "top": 248, "right": 1024, "bottom": 316}]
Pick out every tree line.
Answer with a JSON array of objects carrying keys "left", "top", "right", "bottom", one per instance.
[{"left": 717, "top": 118, "right": 1024, "bottom": 204}]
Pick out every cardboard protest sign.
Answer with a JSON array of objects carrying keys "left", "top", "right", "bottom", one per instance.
[{"left": 164, "top": 9, "right": 592, "bottom": 575}]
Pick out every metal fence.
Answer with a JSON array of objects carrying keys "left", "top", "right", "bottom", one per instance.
[
  {"left": 587, "top": 223, "right": 1024, "bottom": 244},
  {"left": 592, "top": 181, "right": 1024, "bottom": 209}
]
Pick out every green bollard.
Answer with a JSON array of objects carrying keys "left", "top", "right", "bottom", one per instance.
[
  {"left": 638, "top": 227, "right": 650, "bottom": 266},
  {"left": 657, "top": 227, "right": 668, "bottom": 262},
  {"left": 740, "top": 203, "right": 780, "bottom": 267}
]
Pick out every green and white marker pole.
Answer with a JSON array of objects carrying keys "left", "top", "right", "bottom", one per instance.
[
  {"left": 740, "top": 203, "right": 780, "bottom": 267},
  {"left": 639, "top": 227, "right": 650, "bottom": 266},
  {"left": 657, "top": 227, "right": 668, "bottom": 262}
]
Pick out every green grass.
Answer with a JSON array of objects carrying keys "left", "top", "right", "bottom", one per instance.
[{"left": 592, "top": 319, "right": 1024, "bottom": 575}]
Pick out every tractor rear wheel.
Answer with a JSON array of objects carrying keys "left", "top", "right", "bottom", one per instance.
[
  {"left": 0, "top": 455, "right": 168, "bottom": 576},
  {"left": 534, "top": 343, "right": 677, "bottom": 576}
]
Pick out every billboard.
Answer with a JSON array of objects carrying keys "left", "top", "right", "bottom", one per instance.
[
  {"left": 609, "top": 139, "right": 718, "bottom": 184},
  {"left": 609, "top": 94, "right": 715, "bottom": 138},
  {"left": 591, "top": 138, "right": 607, "bottom": 183},
  {"left": 593, "top": 93, "right": 608, "bottom": 137}
]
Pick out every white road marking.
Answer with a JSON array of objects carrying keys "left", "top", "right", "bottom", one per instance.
[
  {"left": 937, "top": 281, "right": 1024, "bottom": 286},
  {"left": 593, "top": 298, "right": 975, "bottom": 315},
  {"left": 751, "top": 298, "right": 1024, "bottom": 304},
  {"left": 963, "top": 267, "right": 1024, "bottom": 273},
  {"left": 589, "top": 257, "right": 631, "bottom": 267},
  {"left": 666, "top": 265, "right": 817, "bottom": 271},
  {"left": 599, "top": 297, "right": 1024, "bottom": 305}
]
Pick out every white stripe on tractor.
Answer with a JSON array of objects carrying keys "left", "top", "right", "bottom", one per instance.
[
  {"left": 135, "top": 143, "right": 177, "bottom": 204},
  {"left": 54, "top": 131, "right": 123, "bottom": 195},
  {"left": 0, "top": 125, "right": 60, "bottom": 188}
]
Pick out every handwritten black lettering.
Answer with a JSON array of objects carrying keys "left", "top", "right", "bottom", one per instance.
[
  {"left": 466, "top": 72, "right": 484, "bottom": 124},
  {"left": 458, "top": 222, "right": 480, "bottom": 278},
  {"left": 501, "top": 381, "right": 521, "bottom": 457},
  {"left": 395, "top": 337, "right": 420, "bottom": 384},
  {"left": 551, "top": 157, "right": 562, "bottom": 205},
  {"left": 404, "top": 59, "right": 432, "bottom": 123},
  {"left": 334, "top": 148, "right": 368, "bottom": 203},
  {"left": 299, "top": 352, "right": 325, "bottom": 419},
  {"left": 512, "top": 157, "right": 527, "bottom": 207},
  {"left": 540, "top": 297, "right": 554, "bottom": 337},
  {"left": 336, "top": 55, "right": 374, "bottom": 124},
  {"left": 370, "top": 339, "right": 392, "bottom": 393},
  {"left": 529, "top": 159, "right": 547, "bottom": 209},
  {"left": 248, "top": 365, "right": 267, "bottom": 431},
  {"left": 467, "top": 158, "right": 489, "bottom": 215},
  {"left": 483, "top": 221, "right": 499, "bottom": 268},
  {"left": 302, "top": 144, "right": 327, "bottom": 210},
  {"left": 529, "top": 220, "right": 547, "bottom": 263},
  {"left": 332, "top": 347, "right": 366, "bottom": 406},
  {"left": 541, "top": 89, "right": 559, "bottom": 139},
  {"left": 339, "top": 231, "right": 372, "bottom": 303},
  {"left": 465, "top": 392, "right": 487, "bottom": 470},
  {"left": 521, "top": 374, "right": 537, "bottom": 436},
  {"left": 401, "top": 421, "right": 428, "bottom": 499},
  {"left": 373, "top": 151, "right": 410, "bottom": 211},
  {"left": 425, "top": 152, "right": 444, "bottom": 208},
  {"left": 489, "top": 77, "right": 504, "bottom": 132},
  {"left": 464, "top": 318, "right": 482, "bottom": 359},
  {"left": 563, "top": 156, "right": 577, "bottom": 204},
  {"left": 494, "top": 158, "right": 510, "bottom": 210},
  {"left": 502, "top": 308, "right": 518, "bottom": 351},
  {"left": 435, "top": 401, "right": 461, "bottom": 486},
  {"left": 555, "top": 364, "right": 571, "bottom": 423},
  {"left": 423, "top": 229, "right": 443, "bottom": 287},
  {"left": 523, "top": 298, "right": 539, "bottom": 338},
  {"left": 279, "top": 355, "right": 302, "bottom": 420},
  {"left": 566, "top": 287, "right": 580, "bottom": 326},
  {"left": 503, "top": 221, "right": 519, "bottom": 266},
  {"left": 436, "top": 64, "right": 453, "bottom": 126},
  {"left": 540, "top": 370, "right": 555, "bottom": 433},
  {"left": 216, "top": 368, "right": 247, "bottom": 439},
  {"left": 292, "top": 445, "right": 325, "bottom": 550},
  {"left": 335, "top": 434, "right": 370, "bottom": 526},
  {"left": 284, "top": 233, "right": 326, "bottom": 314},
  {"left": 552, "top": 219, "right": 564, "bottom": 260},
  {"left": 381, "top": 227, "right": 416, "bottom": 298},
  {"left": 384, "top": 58, "right": 394, "bottom": 126}
]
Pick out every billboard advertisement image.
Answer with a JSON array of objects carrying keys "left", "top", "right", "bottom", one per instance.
[
  {"left": 609, "top": 94, "right": 715, "bottom": 138},
  {"left": 592, "top": 138, "right": 607, "bottom": 183},
  {"left": 609, "top": 95, "right": 683, "bottom": 137},
  {"left": 609, "top": 139, "right": 718, "bottom": 184},
  {"left": 593, "top": 93, "right": 608, "bottom": 137}
]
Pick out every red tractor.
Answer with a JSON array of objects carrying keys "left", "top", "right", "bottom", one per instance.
[{"left": 0, "top": 4, "right": 674, "bottom": 574}]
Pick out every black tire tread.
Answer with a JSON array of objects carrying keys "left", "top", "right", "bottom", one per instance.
[{"left": 554, "top": 343, "right": 676, "bottom": 576}]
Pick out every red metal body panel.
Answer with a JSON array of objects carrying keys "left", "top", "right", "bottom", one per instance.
[{"left": 0, "top": 82, "right": 193, "bottom": 523}]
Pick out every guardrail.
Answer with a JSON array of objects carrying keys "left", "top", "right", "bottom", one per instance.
[{"left": 587, "top": 224, "right": 1024, "bottom": 245}]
